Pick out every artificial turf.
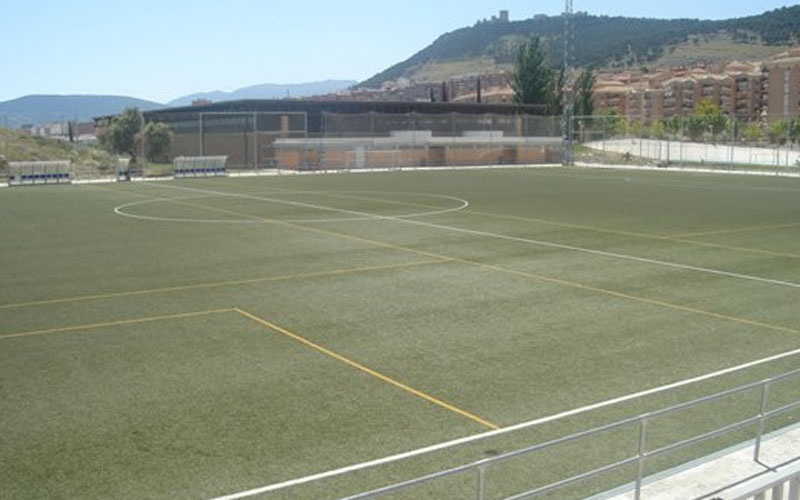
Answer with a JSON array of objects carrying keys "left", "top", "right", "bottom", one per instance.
[{"left": 1, "top": 167, "right": 799, "bottom": 499}]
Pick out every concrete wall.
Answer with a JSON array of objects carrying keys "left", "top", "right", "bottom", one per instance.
[{"left": 276, "top": 143, "right": 556, "bottom": 170}]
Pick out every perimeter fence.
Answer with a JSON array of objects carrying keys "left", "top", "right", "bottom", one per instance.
[
  {"left": 156, "top": 111, "right": 563, "bottom": 173},
  {"left": 574, "top": 115, "right": 800, "bottom": 176},
  {"left": 6, "top": 112, "right": 800, "bottom": 186}
]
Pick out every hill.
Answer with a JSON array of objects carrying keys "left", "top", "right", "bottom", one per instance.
[
  {"left": 360, "top": 6, "right": 800, "bottom": 88},
  {"left": 167, "top": 80, "right": 357, "bottom": 107},
  {"left": 0, "top": 126, "right": 116, "bottom": 178},
  {"left": 0, "top": 95, "right": 164, "bottom": 129}
]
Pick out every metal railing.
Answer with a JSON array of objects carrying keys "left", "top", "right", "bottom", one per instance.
[
  {"left": 342, "top": 368, "right": 800, "bottom": 500},
  {"left": 727, "top": 463, "right": 800, "bottom": 500}
]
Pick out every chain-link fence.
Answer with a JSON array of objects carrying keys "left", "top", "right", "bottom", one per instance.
[
  {"left": 8, "top": 112, "right": 800, "bottom": 186},
  {"left": 155, "top": 111, "right": 563, "bottom": 173},
  {"left": 574, "top": 115, "right": 800, "bottom": 176}
]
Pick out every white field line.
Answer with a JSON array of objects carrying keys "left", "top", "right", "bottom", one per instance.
[
  {"left": 210, "top": 345, "right": 800, "bottom": 500},
  {"left": 576, "top": 162, "right": 800, "bottom": 179},
  {"left": 114, "top": 191, "right": 469, "bottom": 225},
  {"left": 146, "top": 182, "right": 800, "bottom": 291}
]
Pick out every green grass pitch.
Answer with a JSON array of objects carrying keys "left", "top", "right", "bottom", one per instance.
[{"left": 1, "top": 167, "right": 800, "bottom": 499}]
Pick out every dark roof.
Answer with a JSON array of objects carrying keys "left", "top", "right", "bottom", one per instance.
[{"left": 142, "top": 99, "right": 548, "bottom": 119}]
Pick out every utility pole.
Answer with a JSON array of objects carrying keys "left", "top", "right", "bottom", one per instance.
[
  {"left": 2, "top": 114, "right": 8, "bottom": 159},
  {"left": 562, "top": 0, "right": 575, "bottom": 166}
]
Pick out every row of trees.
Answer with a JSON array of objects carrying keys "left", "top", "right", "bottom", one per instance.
[
  {"left": 596, "top": 103, "right": 800, "bottom": 145},
  {"left": 96, "top": 108, "right": 173, "bottom": 165},
  {"left": 511, "top": 36, "right": 595, "bottom": 116}
]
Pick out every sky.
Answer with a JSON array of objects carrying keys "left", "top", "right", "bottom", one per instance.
[{"left": 0, "top": 0, "right": 794, "bottom": 103}]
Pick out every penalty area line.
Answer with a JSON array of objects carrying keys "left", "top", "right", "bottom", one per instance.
[
  {"left": 233, "top": 307, "right": 499, "bottom": 431},
  {"left": 209, "top": 344, "right": 800, "bottom": 500}
]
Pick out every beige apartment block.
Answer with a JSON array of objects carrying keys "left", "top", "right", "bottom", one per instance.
[
  {"left": 594, "top": 60, "right": 768, "bottom": 123},
  {"left": 763, "top": 48, "right": 800, "bottom": 119}
]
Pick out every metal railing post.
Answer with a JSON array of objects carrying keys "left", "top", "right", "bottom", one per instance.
[
  {"left": 789, "top": 475, "right": 800, "bottom": 500},
  {"left": 476, "top": 464, "right": 488, "bottom": 500},
  {"left": 635, "top": 416, "right": 649, "bottom": 500},
  {"left": 754, "top": 380, "right": 772, "bottom": 462}
]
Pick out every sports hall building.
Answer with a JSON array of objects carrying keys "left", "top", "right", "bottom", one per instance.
[{"left": 138, "top": 99, "right": 561, "bottom": 170}]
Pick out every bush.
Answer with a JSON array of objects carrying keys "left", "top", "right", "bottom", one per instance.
[{"left": 143, "top": 122, "right": 173, "bottom": 163}]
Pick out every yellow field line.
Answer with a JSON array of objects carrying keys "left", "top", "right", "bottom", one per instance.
[
  {"left": 234, "top": 307, "right": 500, "bottom": 430},
  {"left": 0, "top": 308, "right": 235, "bottom": 341},
  {"left": 255, "top": 186, "right": 800, "bottom": 260},
  {"left": 164, "top": 196, "right": 800, "bottom": 338},
  {"left": 667, "top": 221, "right": 800, "bottom": 239},
  {"left": 0, "top": 260, "right": 446, "bottom": 310}
]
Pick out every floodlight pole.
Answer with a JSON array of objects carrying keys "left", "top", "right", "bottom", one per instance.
[
  {"left": 141, "top": 115, "right": 145, "bottom": 170},
  {"left": 2, "top": 114, "right": 8, "bottom": 159},
  {"left": 562, "top": 0, "right": 575, "bottom": 166}
]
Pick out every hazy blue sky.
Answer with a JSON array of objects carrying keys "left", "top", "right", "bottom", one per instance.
[{"left": 0, "top": 0, "right": 794, "bottom": 103}]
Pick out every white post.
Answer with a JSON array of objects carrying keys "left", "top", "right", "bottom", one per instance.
[{"left": 635, "top": 416, "right": 648, "bottom": 500}]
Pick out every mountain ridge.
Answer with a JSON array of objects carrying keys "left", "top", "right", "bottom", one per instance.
[
  {"left": 359, "top": 6, "right": 800, "bottom": 89},
  {"left": 0, "top": 95, "right": 163, "bottom": 129},
  {"left": 0, "top": 80, "right": 357, "bottom": 128},
  {"left": 166, "top": 80, "right": 357, "bottom": 107}
]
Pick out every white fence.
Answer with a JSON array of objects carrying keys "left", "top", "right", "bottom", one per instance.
[
  {"left": 587, "top": 139, "right": 799, "bottom": 168},
  {"left": 726, "top": 462, "right": 800, "bottom": 500}
]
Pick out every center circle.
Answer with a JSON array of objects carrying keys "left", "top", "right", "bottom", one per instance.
[{"left": 114, "top": 190, "right": 469, "bottom": 224}]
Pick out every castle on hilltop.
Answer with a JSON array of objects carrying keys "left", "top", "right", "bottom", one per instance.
[{"left": 476, "top": 10, "right": 510, "bottom": 25}]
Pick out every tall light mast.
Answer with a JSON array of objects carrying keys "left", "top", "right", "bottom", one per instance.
[{"left": 563, "top": 0, "right": 575, "bottom": 165}]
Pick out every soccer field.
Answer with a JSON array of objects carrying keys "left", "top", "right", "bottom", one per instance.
[{"left": 2, "top": 167, "right": 800, "bottom": 500}]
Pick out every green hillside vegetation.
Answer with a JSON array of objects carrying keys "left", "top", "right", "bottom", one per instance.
[
  {"left": 0, "top": 127, "right": 116, "bottom": 178},
  {"left": 361, "top": 6, "right": 800, "bottom": 88},
  {"left": 653, "top": 33, "right": 786, "bottom": 68},
  {"left": 411, "top": 57, "right": 511, "bottom": 83}
]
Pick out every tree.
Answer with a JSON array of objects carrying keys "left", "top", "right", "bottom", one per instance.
[
  {"left": 604, "top": 110, "right": 626, "bottom": 137},
  {"left": 109, "top": 108, "right": 143, "bottom": 163},
  {"left": 766, "top": 121, "right": 788, "bottom": 145},
  {"left": 650, "top": 120, "right": 666, "bottom": 140},
  {"left": 511, "top": 37, "right": 556, "bottom": 109},
  {"left": 693, "top": 100, "right": 727, "bottom": 138},
  {"left": 96, "top": 124, "right": 111, "bottom": 151},
  {"left": 630, "top": 120, "right": 644, "bottom": 138},
  {"left": 662, "top": 116, "right": 681, "bottom": 136},
  {"left": 790, "top": 118, "right": 800, "bottom": 144},
  {"left": 685, "top": 115, "right": 706, "bottom": 141},
  {"left": 573, "top": 69, "right": 596, "bottom": 117},
  {"left": 742, "top": 123, "right": 762, "bottom": 143},
  {"left": 143, "top": 122, "right": 173, "bottom": 163}
]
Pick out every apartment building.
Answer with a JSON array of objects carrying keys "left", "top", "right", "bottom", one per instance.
[
  {"left": 595, "top": 61, "right": 768, "bottom": 122},
  {"left": 763, "top": 48, "right": 800, "bottom": 119}
]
